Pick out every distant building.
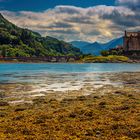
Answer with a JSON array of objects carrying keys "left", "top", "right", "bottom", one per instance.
[
  {"left": 123, "top": 31, "right": 140, "bottom": 57},
  {"left": 116, "top": 45, "right": 123, "bottom": 50}
]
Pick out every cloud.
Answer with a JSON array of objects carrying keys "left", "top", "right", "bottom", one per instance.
[
  {"left": 102, "top": 0, "right": 140, "bottom": 29},
  {"left": 0, "top": 2, "right": 140, "bottom": 43},
  {"left": 116, "top": 0, "right": 139, "bottom": 5},
  {"left": 116, "top": 0, "right": 140, "bottom": 11}
]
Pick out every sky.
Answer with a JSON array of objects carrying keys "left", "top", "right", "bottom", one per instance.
[{"left": 0, "top": 0, "right": 140, "bottom": 42}]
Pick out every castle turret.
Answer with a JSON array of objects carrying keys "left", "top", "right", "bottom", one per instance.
[{"left": 123, "top": 31, "right": 140, "bottom": 58}]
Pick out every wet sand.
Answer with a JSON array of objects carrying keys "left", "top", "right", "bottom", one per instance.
[
  {"left": 0, "top": 72, "right": 140, "bottom": 104},
  {"left": 0, "top": 72, "right": 132, "bottom": 104}
]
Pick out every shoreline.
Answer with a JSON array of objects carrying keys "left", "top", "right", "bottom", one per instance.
[
  {"left": 0, "top": 55, "right": 140, "bottom": 64},
  {"left": 0, "top": 58, "right": 140, "bottom": 63},
  {"left": 0, "top": 61, "right": 140, "bottom": 64},
  {"left": 0, "top": 72, "right": 140, "bottom": 103}
]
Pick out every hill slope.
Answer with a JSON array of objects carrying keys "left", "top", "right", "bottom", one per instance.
[
  {"left": 70, "top": 41, "right": 91, "bottom": 49},
  {"left": 71, "top": 37, "right": 123, "bottom": 55},
  {"left": 0, "top": 13, "right": 81, "bottom": 57}
]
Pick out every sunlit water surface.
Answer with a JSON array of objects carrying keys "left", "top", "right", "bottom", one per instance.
[{"left": 0, "top": 63, "right": 140, "bottom": 103}]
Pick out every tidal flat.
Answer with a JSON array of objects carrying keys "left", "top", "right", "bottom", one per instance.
[{"left": 0, "top": 72, "right": 140, "bottom": 140}]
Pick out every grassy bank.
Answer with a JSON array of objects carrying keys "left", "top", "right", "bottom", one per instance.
[
  {"left": 81, "top": 55, "right": 129, "bottom": 63},
  {"left": 0, "top": 55, "right": 138, "bottom": 63}
]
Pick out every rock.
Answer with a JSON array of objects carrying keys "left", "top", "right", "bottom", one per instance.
[
  {"left": 15, "top": 107, "right": 26, "bottom": 112},
  {"left": 0, "top": 112, "right": 7, "bottom": 117},
  {"left": 0, "top": 101, "right": 9, "bottom": 106},
  {"left": 77, "top": 96, "right": 87, "bottom": 101},
  {"left": 0, "top": 92, "right": 5, "bottom": 98},
  {"left": 114, "top": 91, "right": 126, "bottom": 95}
]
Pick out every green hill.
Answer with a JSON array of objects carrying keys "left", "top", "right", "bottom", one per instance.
[{"left": 0, "top": 13, "right": 81, "bottom": 57}]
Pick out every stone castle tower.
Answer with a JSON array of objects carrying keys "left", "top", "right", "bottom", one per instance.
[
  {"left": 124, "top": 31, "right": 140, "bottom": 51},
  {"left": 123, "top": 31, "right": 140, "bottom": 58}
]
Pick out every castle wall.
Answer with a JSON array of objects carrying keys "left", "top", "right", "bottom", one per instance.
[{"left": 124, "top": 31, "right": 140, "bottom": 52}]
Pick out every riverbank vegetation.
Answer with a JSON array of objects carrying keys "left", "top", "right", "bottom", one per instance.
[{"left": 80, "top": 55, "right": 129, "bottom": 63}]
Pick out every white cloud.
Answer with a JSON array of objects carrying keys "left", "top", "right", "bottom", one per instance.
[{"left": 0, "top": 3, "right": 140, "bottom": 43}]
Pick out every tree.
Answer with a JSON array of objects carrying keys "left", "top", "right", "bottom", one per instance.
[
  {"left": 0, "top": 45, "right": 9, "bottom": 57},
  {"left": 111, "top": 50, "right": 118, "bottom": 55},
  {"left": 101, "top": 50, "right": 109, "bottom": 56}
]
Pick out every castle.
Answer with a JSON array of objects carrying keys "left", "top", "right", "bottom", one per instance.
[{"left": 123, "top": 31, "right": 140, "bottom": 58}]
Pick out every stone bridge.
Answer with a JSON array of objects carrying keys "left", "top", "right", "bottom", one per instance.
[{"left": 0, "top": 56, "right": 80, "bottom": 62}]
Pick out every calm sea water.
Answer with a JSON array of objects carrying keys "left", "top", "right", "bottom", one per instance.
[{"left": 0, "top": 63, "right": 140, "bottom": 83}]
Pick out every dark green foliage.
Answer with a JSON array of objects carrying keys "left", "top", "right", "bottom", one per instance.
[
  {"left": 0, "top": 13, "right": 81, "bottom": 57},
  {"left": 1, "top": 46, "right": 6, "bottom": 57},
  {"left": 101, "top": 48, "right": 124, "bottom": 56},
  {"left": 101, "top": 50, "right": 109, "bottom": 56}
]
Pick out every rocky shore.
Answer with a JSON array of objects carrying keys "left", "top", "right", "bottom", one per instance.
[{"left": 0, "top": 72, "right": 140, "bottom": 139}]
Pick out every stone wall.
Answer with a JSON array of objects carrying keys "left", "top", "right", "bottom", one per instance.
[{"left": 124, "top": 31, "right": 140, "bottom": 51}]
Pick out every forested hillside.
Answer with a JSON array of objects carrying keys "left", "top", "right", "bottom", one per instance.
[{"left": 0, "top": 13, "right": 81, "bottom": 57}]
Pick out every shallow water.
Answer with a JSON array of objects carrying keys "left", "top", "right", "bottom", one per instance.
[
  {"left": 0, "top": 63, "right": 140, "bottom": 103},
  {"left": 0, "top": 63, "right": 140, "bottom": 84}
]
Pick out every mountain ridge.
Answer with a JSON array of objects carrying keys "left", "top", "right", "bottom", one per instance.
[{"left": 71, "top": 37, "right": 123, "bottom": 55}]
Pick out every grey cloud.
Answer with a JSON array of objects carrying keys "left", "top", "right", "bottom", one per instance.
[
  {"left": 96, "top": 2, "right": 140, "bottom": 30},
  {"left": 48, "top": 29, "right": 79, "bottom": 34},
  {"left": 116, "top": 0, "right": 140, "bottom": 6},
  {"left": 101, "top": 9, "right": 140, "bottom": 27},
  {"left": 116, "top": 0, "right": 140, "bottom": 10},
  {"left": 46, "top": 22, "right": 73, "bottom": 29},
  {"left": 1, "top": 2, "right": 140, "bottom": 43},
  {"left": 64, "top": 16, "right": 94, "bottom": 24},
  {"left": 86, "top": 30, "right": 101, "bottom": 36},
  {"left": 27, "top": 22, "right": 73, "bottom": 29}
]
